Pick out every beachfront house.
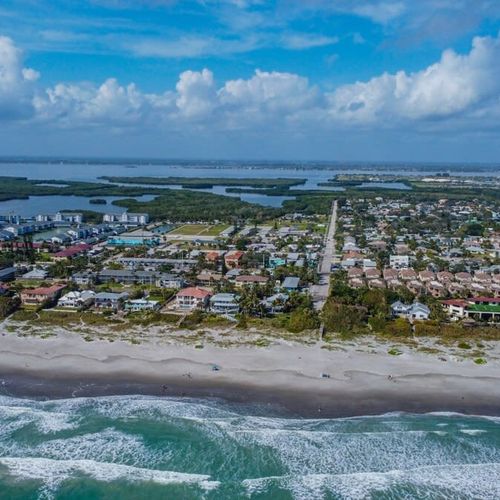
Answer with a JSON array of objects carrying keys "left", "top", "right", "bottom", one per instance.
[
  {"left": 391, "top": 301, "right": 431, "bottom": 321},
  {"left": 443, "top": 297, "right": 500, "bottom": 323},
  {"left": 175, "top": 287, "right": 212, "bottom": 310},
  {"left": 57, "top": 290, "right": 96, "bottom": 309},
  {"left": 210, "top": 293, "right": 239, "bottom": 315},
  {"left": 94, "top": 292, "right": 129, "bottom": 311},
  {"left": 124, "top": 299, "right": 160, "bottom": 312},
  {"left": 261, "top": 293, "right": 289, "bottom": 314},
  {"left": 20, "top": 284, "right": 66, "bottom": 307}
]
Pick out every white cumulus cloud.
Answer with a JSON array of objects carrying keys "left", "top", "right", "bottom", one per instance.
[
  {"left": 327, "top": 33, "right": 500, "bottom": 123},
  {"left": 2, "top": 32, "right": 500, "bottom": 139},
  {"left": 0, "top": 36, "right": 37, "bottom": 119}
]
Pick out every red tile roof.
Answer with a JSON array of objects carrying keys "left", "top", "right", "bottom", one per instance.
[
  {"left": 235, "top": 275, "right": 268, "bottom": 283},
  {"left": 442, "top": 299, "right": 467, "bottom": 307},
  {"left": 225, "top": 251, "right": 245, "bottom": 260},
  {"left": 470, "top": 296, "right": 500, "bottom": 304},
  {"left": 22, "top": 284, "right": 65, "bottom": 296},
  {"left": 53, "top": 244, "right": 91, "bottom": 258},
  {"left": 177, "top": 287, "right": 212, "bottom": 299}
]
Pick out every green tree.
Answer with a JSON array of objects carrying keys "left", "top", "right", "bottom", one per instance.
[{"left": 322, "top": 300, "right": 367, "bottom": 334}]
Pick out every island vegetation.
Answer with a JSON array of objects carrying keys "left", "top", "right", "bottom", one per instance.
[{"left": 99, "top": 176, "right": 307, "bottom": 189}]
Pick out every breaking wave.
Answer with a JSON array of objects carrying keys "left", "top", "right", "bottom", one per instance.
[{"left": 0, "top": 395, "right": 498, "bottom": 499}]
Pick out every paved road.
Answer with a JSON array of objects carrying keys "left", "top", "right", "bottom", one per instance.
[{"left": 311, "top": 200, "right": 338, "bottom": 311}]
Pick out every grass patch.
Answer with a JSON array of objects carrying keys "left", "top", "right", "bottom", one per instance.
[
  {"left": 474, "top": 358, "right": 487, "bottom": 365},
  {"left": 168, "top": 223, "right": 230, "bottom": 237},
  {"left": 388, "top": 347, "right": 403, "bottom": 356},
  {"left": 11, "top": 310, "right": 38, "bottom": 322}
]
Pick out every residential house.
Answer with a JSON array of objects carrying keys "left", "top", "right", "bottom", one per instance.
[
  {"left": 262, "top": 293, "right": 289, "bottom": 313},
  {"left": 427, "top": 280, "right": 446, "bottom": 298},
  {"left": 124, "top": 299, "right": 160, "bottom": 312},
  {"left": 368, "top": 279, "right": 386, "bottom": 289},
  {"left": 418, "top": 270, "right": 435, "bottom": 283},
  {"left": 389, "top": 255, "right": 410, "bottom": 269},
  {"left": 407, "top": 280, "right": 425, "bottom": 295},
  {"left": 224, "top": 250, "right": 245, "bottom": 268},
  {"left": 20, "top": 284, "right": 66, "bottom": 306},
  {"left": 0, "top": 267, "right": 16, "bottom": 283},
  {"left": 348, "top": 268, "right": 364, "bottom": 279},
  {"left": 455, "top": 272, "right": 472, "bottom": 284},
  {"left": 442, "top": 299, "right": 467, "bottom": 319},
  {"left": 383, "top": 268, "right": 399, "bottom": 281},
  {"left": 196, "top": 272, "right": 223, "bottom": 286},
  {"left": 437, "top": 271, "right": 454, "bottom": 283},
  {"left": 210, "top": 293, "right": 239, "bottom": 315},
  {"left": 391, "top": 301, "right": 431, "bottom": 321},
  {"left": 399, "top": 269, "right": 417, "bottom": 281},
  {"left": 282, "top": 276, "right": 300, "bottom": 291},
  {"left": 175, "top": 287, "right": 212, "bottom": 310},
  {"left": 53, "top": 244, "right": 92, "bottom": 261},
  {"left": 57, "top": 290, "right": 96, "bottom": 308},
  {"left": 94, "top": 292, "right": 129, "bottom": 310},
  {"left": 21, "top": 269, "right": 49, "bottom": 281},
  {"left": 364, "top": 269, "right": 381, "bottom": 280},
  {"left": 71, "top": 271, "right": 95, "bottom": 285},
  {"left": 235, "top": 275, "right": 269, "bottom": 287}
]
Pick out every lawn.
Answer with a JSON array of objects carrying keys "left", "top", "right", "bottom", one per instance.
[
  {"left": 168, "top": 224, "right": 230, "bottom": 236},
  {"left": 204, "top": 224, "right": 231, "bottom": 236}
]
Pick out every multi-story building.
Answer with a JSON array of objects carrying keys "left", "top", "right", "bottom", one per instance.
[{"left": 210, "top": 293, "right": 239, "bottom": 315}]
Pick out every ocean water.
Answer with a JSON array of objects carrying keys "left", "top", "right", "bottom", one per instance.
[{"left": 0, "top": 396, "right": 498, "bottom": 499}]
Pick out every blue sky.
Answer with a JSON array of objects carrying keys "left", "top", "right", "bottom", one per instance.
[{"left": 1, "top": 0, "right": 500, "bottom": 162}]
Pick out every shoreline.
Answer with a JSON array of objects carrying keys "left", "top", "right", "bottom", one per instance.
[{"left": 1, "top": 331, "right": 500, "bottom": 418}]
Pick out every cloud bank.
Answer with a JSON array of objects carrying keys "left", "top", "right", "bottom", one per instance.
[{"left": 2, "top": 32, "right": 500, "bottom": 143}]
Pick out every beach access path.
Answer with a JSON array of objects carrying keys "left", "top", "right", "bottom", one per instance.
[{"left": 311, "top": 199, "right": 338, "bottom": 311}]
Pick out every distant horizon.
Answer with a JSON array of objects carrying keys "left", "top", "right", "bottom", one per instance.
[{"left": 0, "top": 156, "right": 499, "bottom": 168}]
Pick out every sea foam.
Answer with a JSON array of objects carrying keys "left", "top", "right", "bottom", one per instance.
[{"left": 0, "top": 456, "right": 220, "bottom": 498}]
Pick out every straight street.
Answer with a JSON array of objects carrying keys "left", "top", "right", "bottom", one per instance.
[{"left": 311, "top": 200, "right": 338, "bottom": 311}]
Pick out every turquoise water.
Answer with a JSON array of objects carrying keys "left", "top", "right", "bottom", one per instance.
[{"left": 0, "top": 395, "right": 499, "bottom": 499}]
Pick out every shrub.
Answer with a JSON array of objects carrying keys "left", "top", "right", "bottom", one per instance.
[
  {"left": 384, "top": 318, "right": 412, "bottom": 337},
  {"left": 286, "top": 308, "right": 320, "bottom": 333},
  {"left": 322, "top": 300, "right": 367, "bottom": 334}
]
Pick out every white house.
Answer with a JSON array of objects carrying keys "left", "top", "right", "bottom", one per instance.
[
  {"left": 124, "top": 299, "right": 160, "bottom": 312},
  {"left": 389, "top": 255, "right": 410, "bottom": 269},
  {"left": 175, "top": 287, "right": 212, "bottom": 310},
  {"left": 391, "top": 301, "right": 430, "bottom": 321},
  {"left": 58, "top": 290, "right": 96, "bottom": 308}
]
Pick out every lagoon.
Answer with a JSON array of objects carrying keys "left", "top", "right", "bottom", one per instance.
[{"left": 0, "top": 195, "right": 156, "bottom": 218}]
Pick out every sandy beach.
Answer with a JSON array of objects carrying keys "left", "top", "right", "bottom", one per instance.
[{"left": 0, "top": 327, "right": 499, "bottom": 418}]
